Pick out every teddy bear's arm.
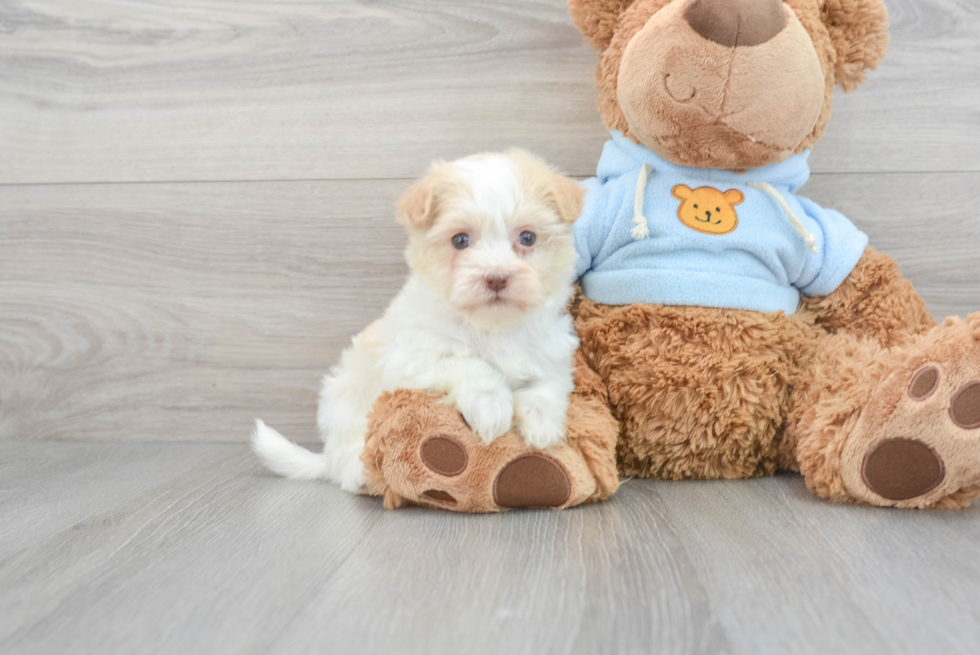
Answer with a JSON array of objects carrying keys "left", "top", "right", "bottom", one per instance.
[{"left": 800, "top": 247, "right": 936, "bottom": 348}]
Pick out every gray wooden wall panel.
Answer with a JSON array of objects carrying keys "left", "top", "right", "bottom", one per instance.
[
  {"left": 2, "top": 172, "right": 978, "bottom": 443},
  {"left": 1, "top": 0, "right": 978, "bottom": 185},
  {"left": 0, "top": 180, "right": 408, "bottom": 443}
]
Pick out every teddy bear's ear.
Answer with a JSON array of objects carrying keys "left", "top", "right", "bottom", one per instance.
[
  {"left": 568, "top": 0, "right": 637, "bottom": 49},
  {"left": 821, "top": 0, "right": 890, "bottom": 92}
]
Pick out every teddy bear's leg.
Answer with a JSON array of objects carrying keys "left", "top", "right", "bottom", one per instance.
[
  {"left": 786, "top": 249, "right": 980, "bottom": 508},
  {"left": 786, "top": 315, "right": 980, "bottom": 509},
  {"left": 572, "top": 295, "right": 811, "bottom": 481},
  {"left": 358, "top": 351, "right": 620, "bottom": 512}
]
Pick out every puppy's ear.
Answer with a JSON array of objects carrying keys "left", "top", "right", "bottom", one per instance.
[
  {"left": 568, "top": 0, "right": 637, "bottom": 50},
  {"left": 396, "top": 167, "right": 441, "bottom": 230},
  {"left": 821, "top": 0, "right": 890, "bottom": 92},
  {"left": 550, "top": 175, "right": 586, "bottom": 224}
]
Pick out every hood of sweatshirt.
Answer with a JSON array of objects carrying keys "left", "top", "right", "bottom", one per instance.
[{"left": 597, "top": 131, "right": 813, "bottom": 192}]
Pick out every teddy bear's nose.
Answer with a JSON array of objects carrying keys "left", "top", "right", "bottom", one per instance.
[{"left": 685, "top": 0, "right": 787, "bottom": 48}]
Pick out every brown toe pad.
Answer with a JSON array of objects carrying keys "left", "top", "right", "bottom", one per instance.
[
  {"left": 862, "top": 438, "right": 945, "bottom": 501},
  {"left": 950, "top": 382, "right": 980, "bottom": 429},
  {"left": 420, "top": 435, "right": 468, "bottom": 477},
  {"left": 909, "top": 366, "right": 940, "bottom": 401},
  {"left": 493, "top": 453, "right": 571, "bottom": 509}
]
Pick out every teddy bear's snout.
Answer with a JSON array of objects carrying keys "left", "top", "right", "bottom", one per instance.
[{"left": 685, "top": 0, "right": 787, "bottom": 48}]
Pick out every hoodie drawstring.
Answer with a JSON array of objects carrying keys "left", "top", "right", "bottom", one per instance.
[
  {"left": 748, "top": 182, "right": 819, "bottom": 254},
  {"left": 631, "top": 163, "right": 652, "bottom": 240}
]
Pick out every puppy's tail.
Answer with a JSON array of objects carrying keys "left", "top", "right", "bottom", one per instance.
[{"left": 251, "top": 419, "right": 329, "bottom": 480}]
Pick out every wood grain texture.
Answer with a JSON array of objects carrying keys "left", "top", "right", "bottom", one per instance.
[
  {"left": 0, "top": 179, "right": 409, "bottom": 443},
  {"left": 1, "top": 0, "right": 978, "bottom": 185},
  {"left": 1, "top": 442, "right": 978, "bottom": 655},
  {"left": 2, "top": 173, "right": 979, "bottom": 443}
]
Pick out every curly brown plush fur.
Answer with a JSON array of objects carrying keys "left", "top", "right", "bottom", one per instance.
[
  {"left": 800, "top": 247, "right": 936, "bottom": 347},
  {"left": 573, "top": 295, "right": 812, "bottom": 481}
]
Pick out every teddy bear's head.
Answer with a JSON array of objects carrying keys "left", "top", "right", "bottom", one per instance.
[{"left": 569, "top": 0, "right": 889, "bottom": 170}]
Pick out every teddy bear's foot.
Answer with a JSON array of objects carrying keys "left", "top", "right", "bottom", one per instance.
[
  {"left": 838, "top": 314, "right": 980, "bottom": 509},
  {"left": 419, "top": 436, "right": 573, "bottom": 510},
  {"left": 361, "top": 389, "right": 617, "bottom": 512}
]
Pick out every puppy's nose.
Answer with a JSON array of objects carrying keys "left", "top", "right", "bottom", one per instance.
[
  {"left": 685, "top": 0, "right": 787, "bottom": 48},
  {"left": 485, "top": 275, "right": 510, "bottom": 293}
]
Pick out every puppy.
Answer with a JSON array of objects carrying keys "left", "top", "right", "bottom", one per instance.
[{"left": 252, "top": 150, "right": 585, "bottom": 493}]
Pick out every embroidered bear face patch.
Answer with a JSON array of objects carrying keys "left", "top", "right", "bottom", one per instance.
[{"left": 671, "top": 185, "right": 744, "bottom": 235}]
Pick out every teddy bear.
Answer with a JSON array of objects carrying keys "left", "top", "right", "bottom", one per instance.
[{"left": 359, "top": 0, "right": 980, "bottom": 512}]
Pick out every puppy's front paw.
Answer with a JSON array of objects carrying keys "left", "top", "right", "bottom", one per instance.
[
  {"left": 456, "top": 386, "right": 514, "bottom": 444},
  {"left": 514, "top": 390, "right": 568, "bottom": 450}
]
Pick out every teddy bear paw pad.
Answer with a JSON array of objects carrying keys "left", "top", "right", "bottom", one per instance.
[
  {"left": 419, "top": 435, "right": 468, "bottom": 476},
  {"left": 492, "top": 453, "right": 571, "bottom": 509},
  {"left": 950, "top": 382, "right": 980, "bottom": 429},
  {"left": 861, "top": 438, "right": 945, "bottom": 501}
]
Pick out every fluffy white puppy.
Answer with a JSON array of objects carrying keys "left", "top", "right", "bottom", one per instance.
[{"left": 252, "top": 150, "right": 585, "bottom": 493}]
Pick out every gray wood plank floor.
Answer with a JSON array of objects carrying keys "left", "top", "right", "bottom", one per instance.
[
  {"left": 2, "top": 441, "right": 979, "bottom": 655},
  {"left": 2, "top": 0, "right": 980, "bottom": 653}
]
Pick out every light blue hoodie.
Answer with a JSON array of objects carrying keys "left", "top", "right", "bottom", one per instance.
[{"left": 574, "top": 132, "right": 869, "bottom": 314}]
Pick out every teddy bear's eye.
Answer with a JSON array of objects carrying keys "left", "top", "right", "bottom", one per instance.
[
  {"left": 452, "top": 233, "right": 470, "bottom": 250},
  {"left": 693, "top": 204, "right": 698, "bottom": 209},
  {"left": 716, "top": 207, "right": 721, "bottom": 212}
]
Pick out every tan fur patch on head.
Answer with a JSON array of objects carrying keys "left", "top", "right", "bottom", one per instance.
[{"left": 507, "top": 149, "right": 585, "bottom": 224}]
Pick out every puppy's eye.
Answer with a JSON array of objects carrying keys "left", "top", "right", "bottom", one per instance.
[
  {"left": 452, "top": 234, "right": 470, "bottom": 250},
  {"left": 518, "top": 231, "right": 536, "bottom": 247}
]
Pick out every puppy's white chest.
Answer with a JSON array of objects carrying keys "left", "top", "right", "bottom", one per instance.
[
  {"left": 475, "top": 339, "right": 541, "bottom": 385},
  {"left": 465, "top": 316, "right": 575, "bottom": 387}
]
